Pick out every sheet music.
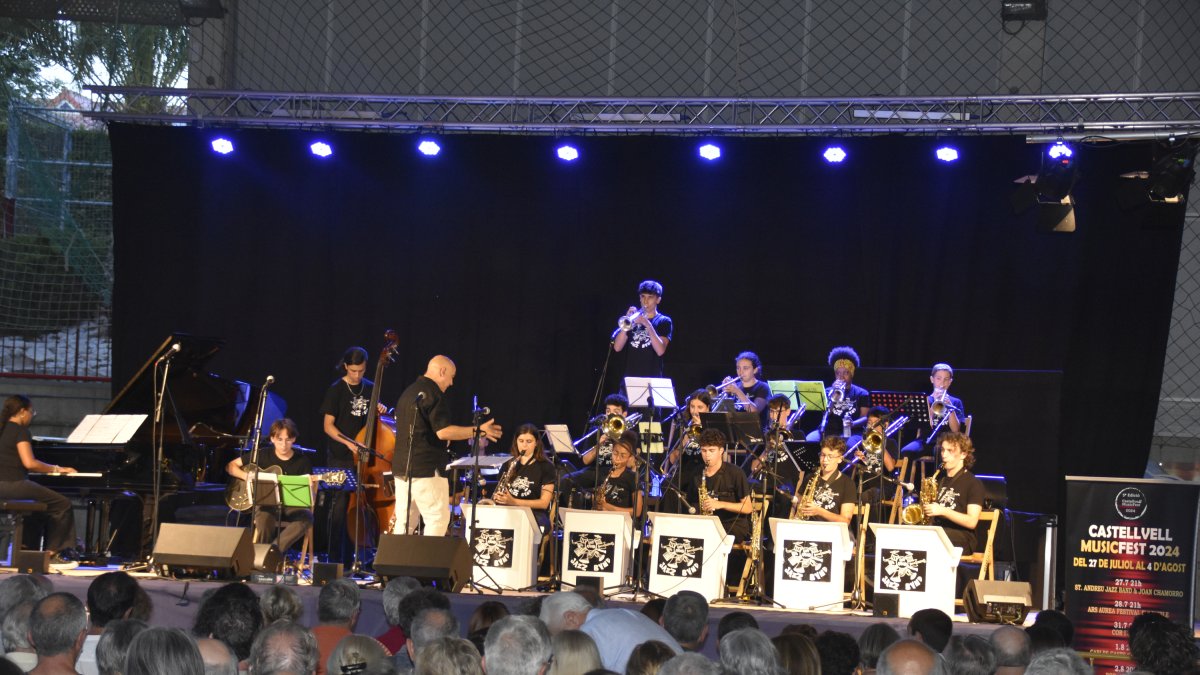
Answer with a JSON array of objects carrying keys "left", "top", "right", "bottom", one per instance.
[
  {"left": 66, "top": 414, "right": 147, "bottom": 444},
  {"left": 543, "top": 424, "right": 576, "bottom": 455},
  {"left": 625, "top": 377, "right": 677, "bottom": 409}
]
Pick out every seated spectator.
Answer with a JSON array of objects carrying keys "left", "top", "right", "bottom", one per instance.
[
  {"left": 660, "top": 592, "right": 708, "bottom": 653},
  {"left": 0, "top": 577, "right": 50, "bottom": 658},
  {"left": 907, "top": 609, "right": 952, "bottom": 652},
  {"left": 313, "top": 579, "right": 362, "bottom": 675},
  {"left": 658, "top": 653, "right": 721, "bottom": 675},
  {"left": 550, "top": 630, "right": 601, "bottom": 675},
  {"left": 989, "top": 625, "right": 1030, "bottom": 675},
  {"left": 626, "top": 640, "right": 675, "bottom": 675},
  {"left": 191, "top": 583, "right": 263, "bottom": 666},
  {"left": 716, "top": 612, "right": 758, "bottom": 648},
  {"left": 2, "top": 602, "right": 37, "bottom": 672},
  {"left": 29, "top": 593, "right": 88, "bottom": 675},
  {"left": 942, "top": 635, "right": 995, "bottom": 675},
  {"left": 260, "top": 585, "right": 305, "bottom": 625},
  {"left": 467, "top": 601, "right": 509, "bottom": 655},
  {"left": 393, "top": 588, "right": 451, "bottom": 671},
  {"left": 772, "top": 633, "right": 820, "bottom": 675},
  {"left": 377, "top": 577, "right": 421, "bottom": 655},
  {"left": 778, "top": 625, "right": 817, "bottom": 641},
  {"left": 123, "top": 627, "right": 204, "bottom": 675},
  {"left": 415, "top": 637, "right": 482, "bottom": 675},
  {"left": 95, "top": 619, "right": 147, "bottom": 675},
  {"left": 1130, "top": 615, "right": 1200, "bottom": 675},
  {"left": 816, "top": 631, "right": 860, "bottom": 675},
  {"left": 858, "top": 623, "right": 901, "bottom": 674},
  {"left": 249, "top": 621, "right": 320, "bottom": 675},
  {"left": 1023, "top": 647, "right": 1091, "bottom": 675},
  {"left": 327, "top": 635, "right": 391, "bottom": 675},
  {"left": 1030, "top": 610, "right": 1073, "bottom": 648},
  {"left": 1022, "top": 625, "right": 1063, "bottom": 656},
  {"left": 482, "top": 616, "right": 552, "bottom": 675},
  {"left": 405, "top": 608, "right": 458, "bottom": 665},
  {"left": 539, "top": 593, "right": 680, "bottom": 673},
  {"left": 195, "top": 638, "right": 237, "bottom": 675},
  {"left": 79, "top": 572, "right": 149, "bottom": 675},
  {"left": 640, "top": 599, "right": 667, "bottom": 624},
  {"left": 875, "top": 638, "right": 941, "bottom": 675},
  {"left": 719, "top": 628, "right": 782, "bottom": 675}
]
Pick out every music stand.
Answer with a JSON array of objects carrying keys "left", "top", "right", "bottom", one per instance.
[
  {"left": 279, "top": 476, "right": 313, "bottom": 509},
  {"left": 769, "top": 380, "right": 828, "bottom": 412},
  {"left": 619, "top": 376, "right": 676, "bottom": 600},
  {"left": 543, "top": 425, "right": 576, "bottom": 457},
  {"left": 699, "top": 412, "right": 763, "bottom": 452},
  {"left": 870, "top": 391, "right": 928, "bottom": 423}
]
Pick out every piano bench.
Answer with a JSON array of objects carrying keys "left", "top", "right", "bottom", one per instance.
[{"left": 0, "top": 500, "right": 49, "bottom": 566}]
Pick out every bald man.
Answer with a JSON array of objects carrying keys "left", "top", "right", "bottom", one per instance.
[
  {"left": 392, "top": 356, "right": 502, "bottom": 536},
  {"left": 876, "top": 638, "right": 942, "bottom": 675}
]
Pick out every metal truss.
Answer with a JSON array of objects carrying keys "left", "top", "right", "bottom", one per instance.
[{"left": 83, "top": 87, "right": 1200, "bottom": 139}]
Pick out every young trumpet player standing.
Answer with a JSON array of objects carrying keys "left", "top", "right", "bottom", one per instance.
[{"left": 613, "top": 279, "right": 672, "bottom": 377}]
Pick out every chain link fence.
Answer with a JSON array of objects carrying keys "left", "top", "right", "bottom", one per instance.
[{"left": 0, "top": 103, "right": 112, "bottom": 379}]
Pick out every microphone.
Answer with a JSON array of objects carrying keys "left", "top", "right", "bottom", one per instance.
[
  {"left": 415, "top": 391, "right": 426, "bottom": 402},
  {"left": 264, "top": 375, "right": 275, "bottom": 387},
  {"left": 157, "top": 343, "right": 182, "bottom": 363},
  {"left": 475, "top": 406, "right": 492, "bottom": 417},
  {"left": 667, "top": 487, "right": 697, "bottom": 514}
]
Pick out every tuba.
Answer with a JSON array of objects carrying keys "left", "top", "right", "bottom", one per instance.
[{"left": 901, "top": 470, "right": 940, "bottom": 525}]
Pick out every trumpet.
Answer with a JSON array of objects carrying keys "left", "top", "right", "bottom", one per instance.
[
  {"left": 828, "top": 379, "right": 847, "bottom": 405},
  {"left": 774, "top": 405, "right": 806, "bottom": 442},
  {"left": 929, "top": 388, "right": 958, "bottom": 425},
  {"left": 706, "top": 377, "right": 740, "bottom": 410},
  {"left": 617, "top": 310, "right": 644, "bottom": 332}
]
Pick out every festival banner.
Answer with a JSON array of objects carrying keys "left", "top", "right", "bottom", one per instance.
[{"left": 1063, "top": 477, "right": 1199, "bottom": 674}]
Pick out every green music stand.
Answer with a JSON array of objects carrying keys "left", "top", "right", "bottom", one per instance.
[
  {"left": 279, "top": 475, "right": 313, "bottom": 508},
  {"left": 769, "top": 380, "right": 828, "bottom": 411}
]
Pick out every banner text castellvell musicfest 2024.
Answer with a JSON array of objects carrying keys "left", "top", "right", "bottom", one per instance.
[{"left": 1063, "top": 477, "right": 1199, "bottom": 674}]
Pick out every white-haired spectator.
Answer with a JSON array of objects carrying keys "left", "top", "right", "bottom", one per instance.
[
  {"left": 95, "top": 619, "right": 148, "bottom": 675},
  {"left": 1024, "top": 647, "right": 1092, "bottom": 675},
  {"left": 415, "top": 636, "right": 482, "bottom": 675},
  {"left": 313, "top": 579, "right": 361, "bottom": 675},
  {"left": 377, "top": 577, "right": 421, "bottom": 656},
  {"left": 719, "top": 628, "right": 783, "bottom": 675},
  {"left": 123, "top": 627, "right": 204, "bottom": 675},
  {"left": 2, "top": 602, "right": 38, "bottom": 672},
  {"left": 195, "top": 637, "right": 237, "bottom": 675},
  {"left": 658, "top": 652, "right": 722, "bottom": 675},
  {"left": 538, "top": 592, "right": 679, "bottom": 673},
  {"left": 29, "top": 593, "right": 89, "bottom": 675},
  {"left": 249, "top": 621, "right": 320, "bottom": 675},
  {"left": 482, "top": 616, "right": 551, "bottom": 675}
]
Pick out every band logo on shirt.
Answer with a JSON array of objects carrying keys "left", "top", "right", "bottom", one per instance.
[
  {"left": 569, "top": 532, "right": 616, "bottom": 572},
  {"left": 349, "top": 395, "right": 369, "bottom": 417},
  {"left": 657, "top": 536, "right": 703, "bottom": 578},
  {"left": 472, "top": 529, "right": 514, "bottom": 568},
  {"left": 879, "top": 548, "right": 927, "bottom": 592},
  {"left": 781, "top": 540, "right": 832, "bottom": 582}
]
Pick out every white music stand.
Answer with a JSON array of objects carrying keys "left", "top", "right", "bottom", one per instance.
[
  {"left": 559, "top": 507, "right": 632, "bottom": 591},
  {"left": 770, "top": 518, "right": 853, "bottom": 611},
  {"left": 870, "top": 523, "right": 962, "bottom": 618},
  {"left": 464, "top": 503, "right": 541, "bottom": 591},
  {"left": 543, "top": 425, "right": 576, "bottom": 456},
  {"left": 646, "top": 512, "right": 734, "bottom": 601}
]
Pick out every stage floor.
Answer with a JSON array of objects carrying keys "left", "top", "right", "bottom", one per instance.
[{"left": 3, "top": 563, "right": 1017, "bottom": 661}]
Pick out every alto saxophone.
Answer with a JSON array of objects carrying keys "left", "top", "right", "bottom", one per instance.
[
  {"left": 595, "top": 472, "right": 610, "bottom": 510},
  {"left": 902, "top": 469, "right": 940, "bottom": 525},
  {"left": 698, "top": 474, "right": 714, "bottom": 515},
  {"left": 483, "top": 459, "right": 520, "bottom": 505},
  {"left": 793, "top": 474, "right": 820, "bottom": 520}
]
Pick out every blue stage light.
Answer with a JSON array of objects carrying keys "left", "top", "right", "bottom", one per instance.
[
  {"left": 935, "top": 146, "right": 959, "bottom": 162},
  {"left": 1048, "top": 142, "right": 1073, "bottom": 160},
  {"left": 698, "top": 143, "right": 722, "bottom": 161},
  {"left": 556, "top": 144, "right": 579, "bottom": 161},
  {"left": 210, "top": 138, "right": 234, "bottom": 155},
  {"left": 417, "top": 139, "right": 441, "bottom": 156},
  {"left": 823, "top": 146, "right": 847, "bottom": 163},
  {"left": 310, "top": 141, "right": 333, "bottom": 158}
]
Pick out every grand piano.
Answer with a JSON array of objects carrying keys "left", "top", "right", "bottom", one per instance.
[{"left": 32, "top": 334, "right": 284, "bottom": 561}]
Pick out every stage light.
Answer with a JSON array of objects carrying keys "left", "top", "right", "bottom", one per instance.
[
  {"left": 823, "top": 146, "right": 847, "bottom": 163},
  {"left": 698, "top": 143, "right": 721, "bottom": 161},
  {"left": 417, "top": 139, "right": 441, "bottom": 156},
  {"left": 210, "top": 138, "right": 234, "bottom": 155},
  {"left": 1047, "top": 141, "right": 1072, "bottom": 160},
  {"left": 309, "top": 141, "right": 333, "bottom": 158},
  {"left": 1147, "top": 140, "right": 1197, "bottom": 203},
  {"left": 936, "top": 146, "right": 959, "bottom": 162},
  {"left": 1037, "top": 143, "right": 1076, "bottom": 202},
  {"left": 556, "top": 144, "right": 579, "bottom": 162}
]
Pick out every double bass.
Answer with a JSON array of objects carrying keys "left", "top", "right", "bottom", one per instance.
[{"left": 347, "top": 330, "right": 398, "bottom": 551}]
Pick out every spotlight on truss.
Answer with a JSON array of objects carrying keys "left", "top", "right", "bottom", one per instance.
[
  {"left": 1010, "top": 141, "right": 1078, "bottom": 232},
  {"left": 698, "top": 143, "right": 721, "bottom": 161}
]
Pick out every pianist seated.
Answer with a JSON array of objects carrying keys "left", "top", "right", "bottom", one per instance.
[
  {"left": 0, "top": 395, "right": 79, "bottom": 569},
  {"left": 226, "top": 418, "right": 314, "bottom": 555}
]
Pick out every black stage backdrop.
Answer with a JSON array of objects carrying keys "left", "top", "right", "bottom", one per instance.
[{"left": 109, "top": 126, "right": 1184, "bottom": 521}]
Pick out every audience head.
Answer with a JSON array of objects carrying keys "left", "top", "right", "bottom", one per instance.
[
  {"left": 248, "top": 620, "right": 320, "bottom": 675},
  {"left": 30, "top": 592, "right": 88, "bottom": 658},
  {"left": 816, "top": 631, "right": 860, "bottom": 675},
  {"left": 771, "top": 633, "right": 820, "bottom": 675},
  {"left": 195, "top": 637, "right": 238, "bottom": 675},
  {"left": 538, "top": 592, "right": 592, "bottom": 635},
  {"left": 907, "top": 608, "right": 953, "bottom": 652},
  {"left": 718, "top": 628, "right": 782, "bottom": 675},
  {"left": 640, "top": 598, "right": 667, "bottom": 624},
  {"left": 409, "top": 607, "right": 460, "bottom": 658},
  {"left": 876, "top": 638, "right": 942, "bottom": 675},
  {"left": 327, "top": 635, "right": 391, "bottom": 675},
  {"left": 317, "top": 578, "right": 362, "bottom": 627},
  {"left": 415, "top": 636, "right": 482, "bottom": 675},
  {"left": 1031, "top": 609, "right": 1074, "bottom": 647},
  {"left": 661, "top": 591, "right": 709, "bottom": 650},
  {"left": 87, "top": 571, "right": 145, "bottom": 629},
  {"left": 396, "top": 587, "right": 452, "bottom": 635},
  {"left": 260, "top": 585, "right": 304, "bottom": 625},
  {"left": 658, "top": 653, "right": 722, "bottom": 675},
  {"left": 779, "top": 624, "right": 818, "bottom": 641},
  {"left": 382, "top": 577, "right": 422, "bottom": 627},
  {"left": 1023, "top": 624, "right": 1064, "bottom": 655},
  {"left": 1024, "top": 647, "right": 1092, "bottom": 675},
  {"left": 482, "top": 615, "right": 552, "bottom": 675},
  {"left": 95, "top": 619, "right": 148, "bottom": 675},
  {"left": 1127, "top": 611, "right": 1170, "bottom": 646},
  {"left": 989, "top": 625, "right": 1030, "bottom": 670},
  {"left": 0, "top": 601, "right": 35, "bottom": 653},
  {"left": 549, "top": 630, "right": 601, "bottom": 675},
  {"left": 858, "top": 623, "right": 902, "bottom": 671},
  {"left": 469, "top": 601, "right": 510, "bottom": 639},
  {"left": 191, "top": 582, "right": 263, "bottom": 662},
  {"left": 626, "top": 640, "right": 676, "bottom": 675},
  {"left": 124, "top": 626, "right": 205, "bottom": 675},
  {"left": 1130, "top": 615, "right": 1199, "bottom": 674},
  {"left": 0, "top": 575, "right": 50, "bottom": 619},
  {"left": 716, "top": 611, "right": 759, "bottom": 644},
  {"left": 942, "top": 635, "right": 995, "bottom": 675}
]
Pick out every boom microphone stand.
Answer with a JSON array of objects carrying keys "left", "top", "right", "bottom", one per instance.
[{"left": 465, "top": 400, "right": 503, "bottom": 594}]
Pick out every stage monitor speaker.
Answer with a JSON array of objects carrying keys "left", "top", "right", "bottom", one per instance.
[
  {"left": 313, "top": 562, "right": 342, "bottom": 586},
  {"left": 963, "top": 579, "right": 1033, "bottom": 624},
  {"left": 253, "top": 543, "right": 282, "bottom": 573},
  {"left": 14, "top": 550, "right": 49, "bottom": 575},
  {"left": 374, "top": 535, "right": 471, "bottom": 592},
  {"left": 873, "top": 592, "right": 900, "bottom": 618},
  {"left": 153, "top": 524, "right": 253, "bottom": 579}
]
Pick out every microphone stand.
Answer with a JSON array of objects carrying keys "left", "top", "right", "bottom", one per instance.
[
  {"left": 337, "top": 434, "right": 380, "bottom": 579},
  {"left": 127, "top": 353, "right": 174, "bottom": 574},
  {"left": 465, "top": 403, "right": 503, "bottom": 594}
]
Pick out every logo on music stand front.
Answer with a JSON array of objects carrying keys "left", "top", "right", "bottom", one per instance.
[
  {"left": 879, "top": 548, "right": 927, "bottom": 592},
  {"left": 569, "top": 532, "right": 616, "bottom": 572},
  {"left": 657, "top": 536, "right": 703, "bottom": 577},
  {"left": 781, "top": 540, "right": 832, "bottom": 582},
  {"left": 472, "top": 528, "right": 514, "bottom": 568}
]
